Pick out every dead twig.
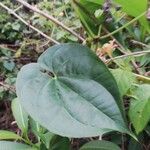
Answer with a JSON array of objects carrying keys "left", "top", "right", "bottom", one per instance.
[
  {"left": 16, "top": 0, "right": 85, "bottom": 42},
  {"left": 0, "top": 82, "right": 15, "bottom": 93},
  {"left": 106, "top": 50, "right": 150, "bottom": 63}
]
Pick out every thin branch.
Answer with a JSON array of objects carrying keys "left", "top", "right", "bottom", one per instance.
[
  {"left": 0, "top": 2, "right": 60, "bottom": 45},
  {"left": 14, "top": 5, "right": 23, "bottom": 12},
  {"left": 99, "top": 11, "right": 146, "bottom": 39},
  {"left": 106, "top": 50, "right": 150, "bottom": 63},
  {"left": 130, "top": 40, "right": 150, "bottom": 48},
  {"left": 0, "top": 82, "right": 16, "bottom": 93},
  {"left": 144, "top": 71, "right": 150, "bottom": 76},
  {"left": 16, "top": 0, "right": 85, "bottom": 42},
  {"left": 134, "top": 74, "right": 150, "bottom": 84},
  {"left": 131, "top": 60, "right": 142, "bottom": 74},
  {"left": 103, "top": 27, "right": 126, "bottom": 54},
  {"left": 0, "top": 45, "right": 16, "bottom": 52},
  {"left": 102, "top": 27, "right": 143, "bottom": 74}
]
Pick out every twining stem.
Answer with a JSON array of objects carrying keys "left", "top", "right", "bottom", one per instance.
[
  {"left": 0, "top": 81, "right": 15, "bottom": 93},
  {"left": 99, "top": 11, "right": 146, "bottom": 39},
  {"left": 134, "top": 74, "right": 150, "bottom": 84},
  {"left": 106, "top": 50, "right": 150, "bottom": 63}
]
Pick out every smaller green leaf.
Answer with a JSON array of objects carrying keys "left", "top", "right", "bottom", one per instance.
[
  {"left": 29, "top": 117, "right": 45, "bottom": 140},
  {"left": 12, "top": 23, "right": 21, "bottom": 31},
  {"left": 80, "top": 140, "right": 121, "bottom": 150},
  {"left": 0, "top": 141, "right": 36, "bottom": 150},
  {"left": 3, "top": 60, "right": 15, "bottom": 71},
  {"left": 72, "top": 0, "right": 104, "bottom": 37},
  {"left": 50, "top": 135, "right": 70, "bottom": 150},
  {"left": 129, "top": 84, "right": 150, "bottom": 134},
  {"left": 11, "top": 98, "right": 28, "bottom": 134},
  {"left": 39, "top": 132, "right": 55, "bottom": 149},
  {"left": 0, "top": 130, "right": 22, "bottom": 140},
  {"left": 128, "top": 135, "right": 143, "bottom": 150},
  {"left": 111, "top": 68, "right": 135, "bottom": 96}
]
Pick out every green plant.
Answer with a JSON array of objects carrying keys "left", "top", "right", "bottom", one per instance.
[
  {"left": 0, "top": 0, "right": 150, "bottom": 149},
  {"left": 16, "top": 43, "right": 130, "bottom": 137}
]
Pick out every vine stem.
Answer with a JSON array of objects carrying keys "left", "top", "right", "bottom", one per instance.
[
  {"left": 0, "top": 2, "right": 59, "bottom": 45},
  {"left": 134, "top": 74, "right": 150, "bottom": 84},
  {"left": 106, "top": 50, "right": 150, "bottom": 63},
  {"left": 102, "top": 27, "right": 145, "bottom": 74},
  {"left": 99, "top": 11, "right": 146, "bottom": 39},
  {"left": 0, "top": 81, "right": 15, "bottom": 93},
  {"left": 16, "top": 0, "right": 85, "bottom": 42}
]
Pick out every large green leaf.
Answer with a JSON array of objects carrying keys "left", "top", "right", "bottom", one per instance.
[
  {"left": 0, "top": 141, "right": 36, "bottom": 150},
  {"left": 80, "top": 140, "right": 121, "bottom": 150},
  {"left": 11, "top": 98, "right": 28, "bottom": 134},
  {"left": 129, "top": 84, "right": 150, "bottom": 134},
  {"left": 16, "top": 43, "right": 129, "bottom": 138},
  {"left": 0, "top": 130, "right": 22, "bottom": 140}
]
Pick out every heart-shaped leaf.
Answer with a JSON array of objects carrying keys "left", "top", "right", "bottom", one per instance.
[{"left": 16, "top": 43, "right": 129, "bottom": 137}]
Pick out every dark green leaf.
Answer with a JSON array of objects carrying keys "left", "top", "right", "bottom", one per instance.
[
  {"left": 80, "top": 140, "right": 121, "bottom": 150},
  {"left": 50, "top": 135, "right": 70, "bottom": 150},
  {"left": 128, "top": 135, "right": 143, "bottom": 150},
  {"left": 16, "top": 43, "right": 129, "bottom": 138},
  {"left": 72, "top": 0, "right": 104, "bottom": 37}
]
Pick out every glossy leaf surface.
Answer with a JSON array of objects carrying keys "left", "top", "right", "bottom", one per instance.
[{"left": 16, "top": 43, "right": 129, "bottom": 137}]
